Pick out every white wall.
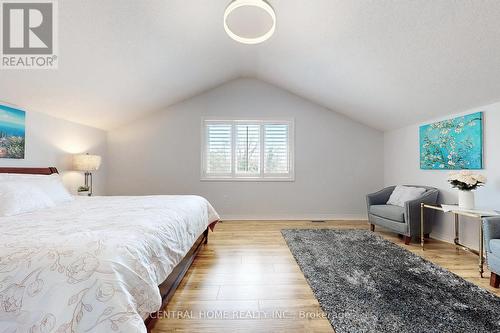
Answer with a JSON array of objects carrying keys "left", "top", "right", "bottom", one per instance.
[
  {"left": 384, "top": 102, "right": 500, "bottom": 249},
  {"left": 107, "top": 78, "right": 384, "bottom": 220},
  {"left": 0, "top": 108, "right": 108, "bottom": 195}
]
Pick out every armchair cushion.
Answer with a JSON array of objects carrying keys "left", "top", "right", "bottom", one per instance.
[
  {"left": 387, "top": 185, "right": 427, "bottom": 207},
  {"left": 369, "top": 205, "right": 405, "bottom": 223},
  {"left": 490, "top": 239, "right": 500, "bottom": 254}
]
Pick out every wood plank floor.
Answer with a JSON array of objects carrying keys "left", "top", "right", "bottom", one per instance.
[{"left": 152, "top": 220, "right": 499, "bottom": 332}]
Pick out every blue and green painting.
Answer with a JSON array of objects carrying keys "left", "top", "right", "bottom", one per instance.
[
  {"left": 420, "top": 112, "right": 483, "bottom": 170},
  {"left": 0, "top": 104, "right": 25, "bottom": 159}
]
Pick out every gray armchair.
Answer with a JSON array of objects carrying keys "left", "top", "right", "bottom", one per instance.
[
  {"left": 483, "top": 217, "right": 500, "bottom": 288},
  {"left": 366, "top": 186, "right": 439, "bottom": 244}
]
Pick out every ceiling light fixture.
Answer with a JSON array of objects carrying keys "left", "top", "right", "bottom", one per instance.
[{"left": 224, "top": 0, "right": 276, "bottom": 45}]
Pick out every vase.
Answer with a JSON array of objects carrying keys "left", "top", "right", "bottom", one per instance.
[{"left": 458, "top": 190, "right": 475, "bottom": 210}]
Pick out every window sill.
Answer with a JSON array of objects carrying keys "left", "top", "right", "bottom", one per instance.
[{"left": 200, "top": 177, "right": 295, "bottom": 182}]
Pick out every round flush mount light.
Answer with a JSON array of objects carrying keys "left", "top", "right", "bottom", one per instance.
[{"left": 224, "top": 0, "right": 276, "bottom": 45}]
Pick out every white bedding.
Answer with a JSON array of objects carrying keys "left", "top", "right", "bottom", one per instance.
[{"left": 0, "top": 195, "right": 219, "bottom": 333}]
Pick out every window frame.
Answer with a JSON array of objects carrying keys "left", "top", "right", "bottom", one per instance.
[{"left": 201, "top": 118, "right": 295, "bottom": 182}]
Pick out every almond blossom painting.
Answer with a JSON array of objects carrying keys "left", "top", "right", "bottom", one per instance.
[
  {"left": 0, "top": 104, "right": 26, "bottom": 159},
  {"left": 419, "top": 112, "right": 483, "bottom": 170}
]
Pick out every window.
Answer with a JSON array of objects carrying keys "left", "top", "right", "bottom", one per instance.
[{"left": 202, "top": 119, "right": 294, "bottom": 180}]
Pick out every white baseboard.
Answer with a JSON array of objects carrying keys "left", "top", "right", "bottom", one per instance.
[
  {"left": 216, "top": 218, "right": 477, "bottom": 250},
  {"left": 220, "top": 214, "right": 368, "bottom": 221},
  {"left": 429, "top": 233, "right": 452, "bottom": 243},
  {"left": 430, "top": 232, "right": 479, "bottom": 251},
  {"left": 373, "top": 226, "right": 480, "bottom": 251}
]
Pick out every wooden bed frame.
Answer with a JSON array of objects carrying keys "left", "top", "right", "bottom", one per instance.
[{"left": 0, "top": 166, "right": 213, "bottom": 332}]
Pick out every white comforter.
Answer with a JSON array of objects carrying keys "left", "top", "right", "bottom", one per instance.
[{"left": 0, "top": 195, "right": 219, "bottom": 333}]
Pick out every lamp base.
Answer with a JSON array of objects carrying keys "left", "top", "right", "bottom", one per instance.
[{"left": 84, "top": 172, "right": 93, "bottom": 196}]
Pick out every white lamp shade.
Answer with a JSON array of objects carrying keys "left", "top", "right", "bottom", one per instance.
[{"left": 73, "top": 154, "right": 102, "bottom": 171}]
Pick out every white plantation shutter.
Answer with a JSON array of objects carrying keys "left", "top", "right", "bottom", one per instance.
[
  {"left": 205, "top": 123, "right": 232, "bottom": 175},
  {"left": 264, "top": 124, "right": 289, "bottom": 174},
  {"left": 203, "top": 119, "right": 293, "bottom": 180},
  {"left": 236, "top": 124, "right": 261, "bottom": 175}
]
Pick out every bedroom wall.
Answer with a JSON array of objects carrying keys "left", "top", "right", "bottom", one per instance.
[
  {"left": 0, "top": 107, "right": 108, "bottom": 195},
  {"left": 107, "top": 78, "right": 384, "bottom": 220},
  {"left": 384, "top": 102, "right": 500, "bottom": 250}
]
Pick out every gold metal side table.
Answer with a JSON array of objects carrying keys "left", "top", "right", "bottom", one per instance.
[{"left": 420, "top": 203, "right": 500, "bottom": 278}]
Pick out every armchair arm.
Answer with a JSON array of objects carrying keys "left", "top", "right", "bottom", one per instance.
[
  {"left": 405, "top": 189, "right": 439, "bottom": 211},
  {"left": 405, "top": 189, "right": 439, "bottom": 237},
  {"left": 483, "top": 217, "right": 500, "bottom": 253},
  {"left": 366, "top": 186, "right": 395, "bottom": 207}
]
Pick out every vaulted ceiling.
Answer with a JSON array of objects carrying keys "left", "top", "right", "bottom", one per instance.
[{"left": 2, "top": 0, "right": 500, "bottom": 131}]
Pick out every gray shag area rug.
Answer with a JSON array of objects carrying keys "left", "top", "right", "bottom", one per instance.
[{"left": 281, "top": 229, "right": 500, "bottom": 333}]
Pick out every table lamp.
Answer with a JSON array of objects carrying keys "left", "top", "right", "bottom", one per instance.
[{"left": 73, "top": 153, "right": 102, "bottom": 196}]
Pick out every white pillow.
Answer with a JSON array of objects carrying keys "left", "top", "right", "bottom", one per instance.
[
  {"left": 387, "top": 185, "right": 426, "bottom": 207},
  {"left": 0, "top": 182, "right": 56, "bottom": 217},
  {"left": 40, "top": 175, "right": 74, "bottom": 204},
  {"left": 1, "top": 174, "right": 73, "bottom": 204}
]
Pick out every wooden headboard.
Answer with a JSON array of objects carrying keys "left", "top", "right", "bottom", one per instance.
[{"left": 0, "top": 167, "right": 59, "bottom": 175}]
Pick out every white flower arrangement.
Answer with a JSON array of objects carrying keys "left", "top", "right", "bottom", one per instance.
[{"left": 448, "top": 171, "right": 486, "bottom": 191}]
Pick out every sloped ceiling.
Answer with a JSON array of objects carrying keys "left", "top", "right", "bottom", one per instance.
[{"left": 1, "top": 0, "right": 500, "bottom": 131}]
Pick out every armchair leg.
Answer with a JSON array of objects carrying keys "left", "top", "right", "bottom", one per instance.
[
  {"left": 490, "top": 273, "right": 500, "bottom": 288},
  {"left": 403, "top": 236, "right": 411, "bottom": 245},
  {"left": 370, "top": 224, "right": 375, "bottom": 232}
]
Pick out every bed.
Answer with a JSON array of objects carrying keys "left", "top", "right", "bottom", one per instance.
[{"left": 0, "top": 167, "right": 219, "bottom": 333}]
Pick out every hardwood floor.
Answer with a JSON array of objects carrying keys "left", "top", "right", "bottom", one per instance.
[{"left": 152, "top": 220, "right": 499, "bottom": 333}]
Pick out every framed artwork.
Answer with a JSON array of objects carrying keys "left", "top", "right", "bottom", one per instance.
[
  {"left": 0, "top": 104, "right": 26, "bottom": 159},
  {"left": 419, "top": 112, "right": 483, "bottom": 170}
]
